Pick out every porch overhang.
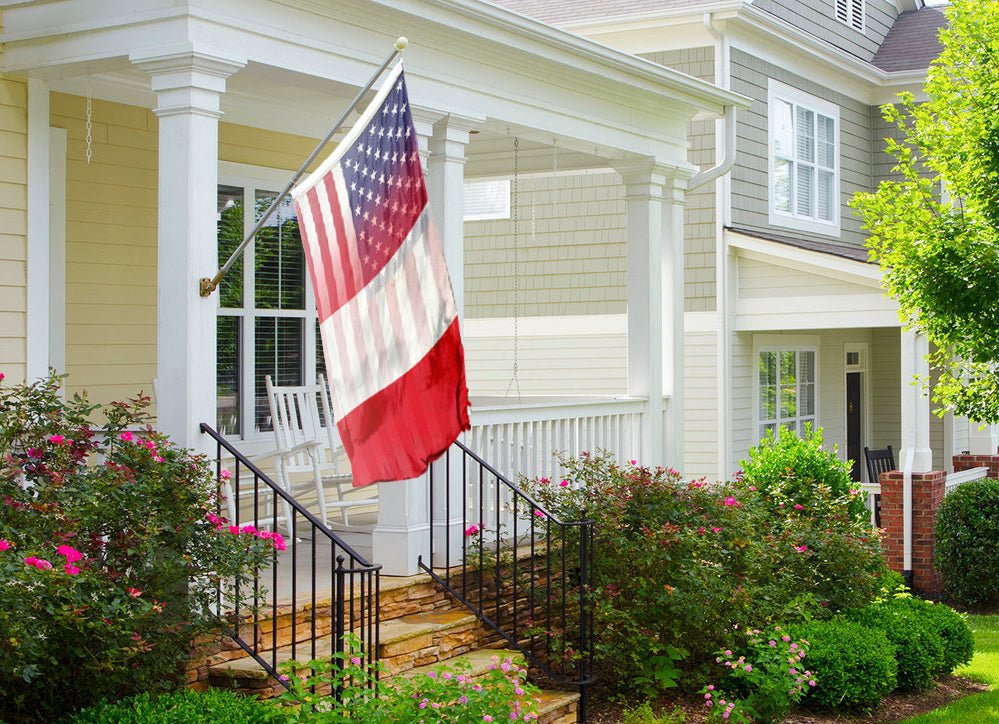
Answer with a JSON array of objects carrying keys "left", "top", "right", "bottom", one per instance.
[{"left": 727, "top": 228, "right": 901, "bottom": 332}]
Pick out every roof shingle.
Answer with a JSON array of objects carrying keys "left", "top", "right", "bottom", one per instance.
[{"left": 872, "top": 6, "right": 947, "bottom": 72}]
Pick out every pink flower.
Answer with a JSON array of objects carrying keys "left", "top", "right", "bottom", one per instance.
[
  {"left": 64, "top": 564, "right": 81, "bottom": 575},
  {"left": 464, "top": 523, "right": 480, "bottom": 536},
  {"left": 748, "top": 485, "right": 757, "bottom": 491},
  {"left": 0, "top": 540, "right": 11, "bottom": 551},
  {"left": 57, "top": 545, "right": 83, "bottom": 563},
  {"left": 23, "top": 556, "right": 38, "bottom": 566},
  {"left": 32, "top": 558, "right": 52, "bottom": 570},
  {"left": 272, "top": 534, "right": 287, "bottom": 551},
  {"left": 724, "top": 496, "right": 738, "bottom": 507},
  {"left": 745, "top": 664, "right": 752, "bottom": 672},
  {"left": 220, "top": 469, "right": 232, "bottom": 480},
  {"left": 559, "top": 479, "right": 569, "bottom": 487},
  {"left": 483, "top": 717, "right": 493, "bottom": 723},
  {"left": 794, "top": 503, "right": 804, "bottom": 511},
  {"left": 127, "top": 587, "right": 143, "bottom": 598},
  {"left": 26, "top": 448, "right": 42, "bottom": 459},
  {"left": 629, "top": 459, "right": 637, "bottom": 466},
  {"left": 119, "top": 431, "right": 134, "bottom": 442},
  {"left": 711, "top": 526, "right": 723, "bottom": 534},
  {"left": 351, "top": 656, "right": 361, "bottom": 666},
  {"left": 0, "top": 372, "right": 5, "bottom": 381},
  {"left": 153, "top": 456, "right": 164, "bottom": 463},
  {"left": 534, "top": 509, "right": 544, "bottom": 518},
  {"left": 538, "top": 477, "right": 551, "bottom": 485},
  {"left": 240, "top": 525, "right": 257, "bottom": 535},
  {"left": 256, "top": 530, "right": 273, "bottom": 540},
  {"left": 794, "top": 544, "right": 808, "bottom": 552},
  {"left": 48, "top": 435, "right": 65, "bottom": 445},
  {"left": 228, "top": 525, "right": 240, "bottom": 535}
]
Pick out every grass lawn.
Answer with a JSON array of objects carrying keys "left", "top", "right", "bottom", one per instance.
[{"left": 903, "top": 614, "right": 999, "bottom": 722}]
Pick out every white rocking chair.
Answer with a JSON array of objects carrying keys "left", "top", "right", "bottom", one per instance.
[{"left": 265, "top": 374, "right": 377, "bottom": 529}]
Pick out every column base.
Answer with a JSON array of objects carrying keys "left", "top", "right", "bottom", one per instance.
[{"left": 372, "top": 523, "right": 430, "bottom": 577}]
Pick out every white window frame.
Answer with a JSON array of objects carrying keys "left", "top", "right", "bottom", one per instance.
[
  {"left": 835, "top": 0, "right": 866, "bottom": 33},
  {"left": 217, "top": 161, "right": 319, "bottom": 453},
  {"left": 753, "top": 334, "right": 820, "bottom": 442},
  {"left": 464, "top": 178, "right": 511, "bottom": 221},
  {"left": 767, "top": 80, "right": 841, "bottom": 237}
]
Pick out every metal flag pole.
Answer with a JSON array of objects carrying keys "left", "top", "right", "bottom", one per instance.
[{"left": 199, "top": 36, "right": 409, "bottom": 297}]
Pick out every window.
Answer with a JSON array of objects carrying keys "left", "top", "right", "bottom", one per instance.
[
  {"left": 464, "top": 179, "right": 510, "bottom": 221},
  {"left": 835, "top": 0, "right": 865, "bottom": 32},
  {"left": 768, "top": 80, "right": 839, "bottom": 235},
  {"left": 757, "top": 348, "right": 817, "bottom": 439},
  {"left": 217, "top": 169, "right": 325, "bottom": 439}
]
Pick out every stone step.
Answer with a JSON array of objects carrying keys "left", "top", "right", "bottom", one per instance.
[
  {"left": 207, "top": 609, "right": 484, "bottom": 695},
  {"left": 536, "top": 689, "right": 581, "bottom": 724},
  {"left": 395, "top": 647, "right": 525, "bottom": 680}
]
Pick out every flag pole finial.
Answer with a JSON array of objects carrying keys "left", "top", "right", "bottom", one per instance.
[{"left": 395, "top": 36, "right": 408, "bottom": 51}]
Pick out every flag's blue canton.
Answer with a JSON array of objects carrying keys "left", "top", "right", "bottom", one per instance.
[{"left": 339, "top": 73, "right": 425, "bottom": 278}]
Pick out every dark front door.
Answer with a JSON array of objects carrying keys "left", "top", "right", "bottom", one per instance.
[{"left": 847, "top": 372, "right": 862, "bottom": 481}]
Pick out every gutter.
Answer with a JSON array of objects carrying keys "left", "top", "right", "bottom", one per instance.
[{"left": 689, "top": 13, "right": 738, "bottom": 191}]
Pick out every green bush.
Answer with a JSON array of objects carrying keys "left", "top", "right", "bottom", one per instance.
[
  {"left": 906, "top": 599, "right": 974, "bottom": 675},
  {"left": 790, "top": 619, "right": 896, "bottom": 711},
  {"left": 519, "top": 439, "right": 885, "bottom": 695},
  {"left": 0, "top": 375, "right": 276, "bottom": 721},
  {"left": 848, "top": 597, "right": 947, "bottom": 691},
  {"left": 740, "top": 425, "right": 869, "bottom": 522},
  {"left": 935, "top": 478, "right": 999, "bottom": 606},
  {"left": 73, "top": 690, "right": 281, "bottom": 723}
]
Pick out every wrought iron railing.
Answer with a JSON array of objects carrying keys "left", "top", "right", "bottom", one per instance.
[
  {"left": 200, "top": 423, "right": 381, "bottom": 691},
  {"left": 419, "top": 439, "right": 594, "bottom": 720}
]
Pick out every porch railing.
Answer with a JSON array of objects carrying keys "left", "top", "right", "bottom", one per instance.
[
  {"left": 469, "top": 396, "right": 645, "bottom": 483},
  {"left": 200, "top": 423, "right": 381, "bottom": 690},
  {"left": 420, "top": 440, "right": 594, "bottom": 720}
]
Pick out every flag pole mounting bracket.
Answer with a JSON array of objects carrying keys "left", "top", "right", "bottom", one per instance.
[{"left": 199, "top": 37, "right": 408, "bottom": 298}]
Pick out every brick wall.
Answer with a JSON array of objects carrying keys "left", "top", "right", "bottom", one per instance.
[
  {"left": 952, "top": 453, "right": 999, "bottom": 478},
  {"left": 879, "top": 469, "right": 946, "bottom": 594}
]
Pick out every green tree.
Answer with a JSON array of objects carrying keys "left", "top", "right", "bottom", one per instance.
[{"left": 853, "top": 0, "right": 999, "bottom": 423}]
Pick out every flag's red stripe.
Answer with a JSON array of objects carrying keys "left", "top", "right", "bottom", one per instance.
[
  {"left": 336, "top": 318, "right": 469, "bottom": 487},
  {"left": 302, "top": 188, "right": 338, "bottom": 320},
  {"left": 324, "top": 172, "right": 360, "bottom": 311}
]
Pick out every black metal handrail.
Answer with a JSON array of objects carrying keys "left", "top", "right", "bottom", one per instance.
[
  {"left": 419, "top": 439, "right": 594, "bottom": 720},
  {"left": 200, "top": 423, "right": 381, "bottom": 692}
]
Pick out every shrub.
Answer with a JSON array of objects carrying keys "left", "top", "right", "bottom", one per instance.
[
  {"left": 274, "top": 637, "right": 541, "bottom": 722},
  {"left": 740, "top": 424, "right": 869, "bottom": 522},
  {"left": 935, "top": 478, "right": 999, "bottom": 606},
  {"left": 701, "top": 625, "right": 815, "bottom": 723},
  {"left": 0, "top": 375, "right": 276, "bottom": 722},
  {"left": 790, "top": 619, "right": 896, "bottom": 711},
  {"left": 905, "top": 598, "right": 974, "bottom": 675},
  {"left": 848, "top": 597, "right": 947, "bottom": 691},
  {"left": 73, "top": 690, "right": 281, "bottom": 723},
  {"left": 519, "top": 440, "right": 885, "bottom": 695}
]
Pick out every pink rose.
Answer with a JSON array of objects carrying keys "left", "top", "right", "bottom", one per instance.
[
  {"left": 0, "top": 540, "right": 11, "bottom": 551},
  {"left": 464, "top": 523, "right": 480, "bottom": 537},
  {"left": 57, "top": 545, "right": 83, "bottom": 563},
  {"left": 64, "top": 564, "right": 81, "bottom": 575},
  {"left": 127, "top": 587, "right": 142, "bottom": 598},
  {"left": 559, "top": 479, "right": 569, "bottom": 487},
  {"left": 119, "top": 431, "right": 134, "bottom": 442},
  {"left": 48, "top": 435, "right": 65, "bottom": 445}
]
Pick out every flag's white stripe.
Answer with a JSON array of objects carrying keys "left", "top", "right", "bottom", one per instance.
[
  {"left": 331, "top": 166, "right": 364, "bottom": 296},
  {"left": 352, "top": 273, "right": 379, "bottom": 400},
  {"left": 328, "top": 209, "right": 456, "bottom": 417},
  {"left": 310, "top": 182, "right": 346, "bottom": 314}
]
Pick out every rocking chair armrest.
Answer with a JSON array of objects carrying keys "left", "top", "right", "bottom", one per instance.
[{"left": 276, "top": 440, "right": 324, "bottom": 460}]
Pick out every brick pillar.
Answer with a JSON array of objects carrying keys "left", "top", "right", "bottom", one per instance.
[
  {"left": 952, "top": 453, "right": 999, "bottom": 478},
  {"left": 879, "top": 469, "right": 946, "bottom": 594}
]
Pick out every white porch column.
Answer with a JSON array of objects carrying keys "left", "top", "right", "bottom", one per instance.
[
  {"left": 899, "top": 328, "right": 932, "bottom": 583},
  {"left": 427, "top": 114, "right": 480, "bottom": 567},
  {"left": 26, "top": 79, "right": 50, "bottom": 381},
  {"left": 969, "top": 422, "right": 999, "bottom": 455},
  {"left": 132, "top": 50, "right": 244, "bottom": 450},
  {"left": 618, "top": 161, "right": 689, "bottom": 469}
]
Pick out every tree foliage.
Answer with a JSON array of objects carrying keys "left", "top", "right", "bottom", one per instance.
[{"left": 852, "top": 0, "right": 999, "bottom": 422}]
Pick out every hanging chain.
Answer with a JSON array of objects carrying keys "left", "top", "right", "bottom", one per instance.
[
  {"left": 85, "top": 80, "right": 93, "bottom": 164},
  {"left": 504, "top": 137, "right": 522, "bottom": 403}
]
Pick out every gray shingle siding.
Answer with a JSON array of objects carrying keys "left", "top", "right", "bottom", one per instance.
[
  {"left": 751, "top": 0, "right": 897, "bottom": 62},
  {"left": 730, "top": 47, "right": 872, "bottom": 251},
  {"left": 642, "top": 47, "right": 718, "bottom": 313}
]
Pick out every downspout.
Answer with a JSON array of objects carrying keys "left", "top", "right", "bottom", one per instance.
[{"left": 694, "top": 12, "right": 735, "bottom": 481}]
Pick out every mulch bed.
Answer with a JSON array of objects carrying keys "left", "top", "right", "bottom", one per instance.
[{"left": 585, "top": 675, "right": 989, "bottom": 722}]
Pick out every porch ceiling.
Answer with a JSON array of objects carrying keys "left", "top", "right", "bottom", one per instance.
[{"left": 0, "top": 0, "right": 748, "bottom": 170}]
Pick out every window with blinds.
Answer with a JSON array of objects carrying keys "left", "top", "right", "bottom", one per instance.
[
  {"left": 835, "top": 0, "right": 865, "bottom": 32},
  {"left": 216, "top": 181, "right": 317, "bottom": 438},
  {"left": 464, "top": 179, "right": 510, "bottom": 221},
  {"left": 769, "top": 80, "right": 840, "bottom": 234}
]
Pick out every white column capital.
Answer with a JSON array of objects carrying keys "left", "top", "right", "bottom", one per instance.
[
  {"left": 615, "top": 158, "right": 693, "bottom": 199},
  {"left": 132, "top": 48, "right": 245, "bottom": 119}
]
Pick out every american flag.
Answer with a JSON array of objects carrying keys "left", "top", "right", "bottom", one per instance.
[{"left": 292, "top": 63, "right": 470, "bottom": 487}]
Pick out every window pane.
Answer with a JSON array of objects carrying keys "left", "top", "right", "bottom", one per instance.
[
  {"left": 818, "top": 115, "right": 836, "bottom": 168},
  {"left": 759, "top": 351, "right": 777, "bottom": 386},
  {"left": 217, "top": 186, "right": 244, "bottom": 309},
  {"left": 781, "top": 384, "right": 797, "bottom": 419},
  {"left": 774, "top": 159, "right": 792, "bottom": 213},
  {"left": 255, "top": 316, "right": 304, "bottom": 432},
  {"left": 316, "top": 322, "right": 327, "bottom": 385},
  {"left": 796, "top": 165, "right": 814, "bottom": 217},
  {"left": 800, "top": 383, "right": 815, "bottom": 416},
  {"left": 796, "top": 107, "right": 815, "bottom": 163},
  {"left": 800, "top": 351, "right": 816, "bottom": 383},
  {"left": 818, "top": 169, "right": 835, "bottom": 221},
  {"left": 773, "top": 99, "right": 795, "bottom": 158},
  {"left": 217, "top": 315, "right": 241, "bottom": 435},
  {"left": 760, "top": 385, "right": 777, "bottom": 423},
  {"left": 255, "top": 191, "right": 305, "bottom": 310}
]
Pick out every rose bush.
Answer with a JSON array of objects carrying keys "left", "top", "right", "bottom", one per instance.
[{"left": 0, "top": 374, "right": 276, "bottom": 722}]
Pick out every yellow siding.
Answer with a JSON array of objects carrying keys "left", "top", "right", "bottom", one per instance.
[
  {"left": 219, "top": 122, "right": 319, "bottom": 171},
  {"left": 0, "top": 76, "right": 26, "bottom": 383},
  {"left": 51, "top": 92, "right": 158, "bottom": 406},
  {"left": 684, "top": 331, "right": 719, "bottom": 480}
]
